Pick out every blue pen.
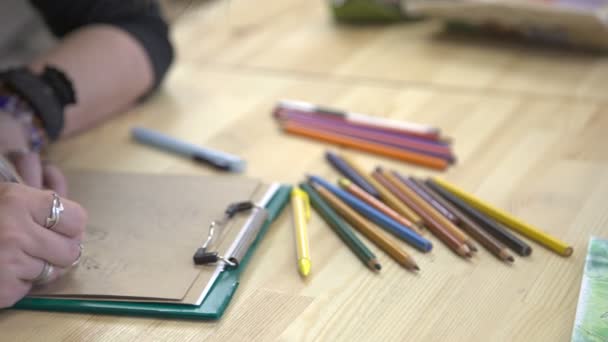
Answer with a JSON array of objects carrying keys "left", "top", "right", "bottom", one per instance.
[
  {"left": 131, "top": 127, "right": 246, "bottom": 172},
  {"left": 308, "top": 175, "right": 432, "bottom": 252},
  {"left": 325, "top": 151, "right": 380, "bottom": 198}
]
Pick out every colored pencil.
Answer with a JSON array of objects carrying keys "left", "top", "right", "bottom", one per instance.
[
  {"left": 275, "top": 107, "right": 448, "bottom": 145},
  {"left": 278, "top": 99, "right": 441, "bottom": 136},
  {"left": 277, "top": 110, "right": 452, "bottom": 153},
  {"left": 338, "top": 177, "right": 423, "bottom": 235},
  {"left": 300, "top": 182, "right": 381, "bottom": 271},
  {"left": 418, "top": 179, "right": 514, "bottom": 263},
  {"left": 281, "top": 121, "right": 449, "bottom": 170},
  {"left": 277, "top": 112, "right": 455, "bottom": 162},
  {"left": 406, "top": 177, "right": 460, "bottom": 225},
  {"left": 307, "top": 175, "right": 432, "bottom": 253},
  {"left": 339, "top": 154, "right": 425, "bottom": 228},
  {"left": 395, "top": 173, "right": 478, "bottom": 253},
  {"left": 426, "top": 179, "right": 532, "bottom": 257},
  {"left": 314, "top": 184, "right": 420, "bottom": 271},
  {"left": 430, "top": 177, "right": 573, "bottom": 257},
  {"left": 372, "top": 170, "right": 471, "bottom": 258},
  {"left": 326, "top": 151, "right": 380, "bottom": 198}
]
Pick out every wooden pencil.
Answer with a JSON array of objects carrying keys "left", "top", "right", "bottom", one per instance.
[
  {"left": 338, "top": 177, "right": 423, "bottom": 235},
  {"left": 314, "top": 184, "right": 420, "bottom": 271},
  {"left": 406, "top": 177, "right": 460, "bottom": 225},
  {"left": 308, "top": 174, "right": 432, "bottom": 252},
  {"left": 418, "top": 179, "right": 515, "bottom": 263},
  {"left": 372, "top": 170, "right": 471, "bottom": 258},
  {"left": 299, "top": 182, "right": 382, "bottom": 271},
  {"left": 326, "top": 151, "right": 380, "bottom": 198},
  {"left": 395, "top": 173, "right": 478, "bottom": 253},
  {"left": 431, "top": 177, "right": 573, "bottom": 257},
  {"left": 340, "top": 154, "right": 425, "bottom": 229},
  {"left": 281, "top": 121, "right": 449, "bottom": 170},
  {"left": 426, "top": 179, "right": 532, "bottom": 257}
]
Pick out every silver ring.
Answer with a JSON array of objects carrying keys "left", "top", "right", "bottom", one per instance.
[
  {"left": 32, "top": 262, "right": 54, "bottom": 285},
  {"left": 45, "top": 193, "right": 64, "bottom": 230},
  {"left": 72, "top": 243, "right": 83, "bottom": 267}
]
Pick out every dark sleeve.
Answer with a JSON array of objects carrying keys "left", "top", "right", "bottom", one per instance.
[{"left": 29, "top": 0, "right": 174, "bottom": 91}]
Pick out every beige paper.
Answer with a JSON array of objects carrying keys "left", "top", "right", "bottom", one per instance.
[{"left": 30, "top": 171, "right": 264, "bottom": 302}]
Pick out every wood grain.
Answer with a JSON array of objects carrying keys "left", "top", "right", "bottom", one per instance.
[{"left": 2, "top": 0, "right": 607, "bottom": 341}]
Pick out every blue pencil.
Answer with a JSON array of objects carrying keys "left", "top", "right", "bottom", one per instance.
[
  {"left": 325, "top": 151, "right": 380, "bottom": 198},
  {"left": 308, "top": 175, "right": 432, "bottom": 252}
]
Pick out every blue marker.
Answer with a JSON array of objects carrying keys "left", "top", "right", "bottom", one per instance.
[
  {"left": 131, "top": 127, "right": 246, "bottom": 172},
  {"left": 308, "top": 175, "right": 432, "bottom": 252}
]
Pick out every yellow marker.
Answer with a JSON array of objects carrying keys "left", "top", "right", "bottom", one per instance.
[
  {"left": 432, "top": 177, "right": 573, "bottom": 257},
  {"left": 291, "top": 186, "right": 312, "bottom": 276}
]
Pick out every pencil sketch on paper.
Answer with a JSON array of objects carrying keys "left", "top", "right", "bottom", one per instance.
[
  {"left": 572, "top": 237, "right": 608, "bottom": 342},
  {"left": 84, "top": 225, "right": 108, "bottom": 244}
]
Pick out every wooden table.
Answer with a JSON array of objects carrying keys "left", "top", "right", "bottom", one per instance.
[{"left": 2, "top": 0, "right": 607, "bottom": 340}]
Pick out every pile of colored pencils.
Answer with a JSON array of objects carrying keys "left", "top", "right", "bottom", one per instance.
[
  {"left": 297, "top": 151, "right": 573, "bottom": 273},
  {"left": 274, "top": 100, "right": 455, "bottom": 171}
]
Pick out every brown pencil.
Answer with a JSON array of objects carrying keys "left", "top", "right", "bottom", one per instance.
[
  {"left": 419, "top": 180, "right": 515, "bottom": 263},
  {"left": 338, "top": 177, "right": 423, "bottom": 235},
  {"left": 373, "top": 169, "right": 471, "bottom": 258},
  {"left": 340, "top": 154, "right": 425, "bottom": 229},
  {"left": 395, "top": 173, "right": 478, "bottom": 253},
  {"left": 314, "top": 184, "right": 420, "bottom": 271},
  {"left": 407, "top": 176, "right": 460, "bottom": 225}
]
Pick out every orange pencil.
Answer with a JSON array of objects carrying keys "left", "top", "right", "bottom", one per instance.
[
  {"left": 338, "top": 178, "right": 423, "bottom": 235},
  {"left": 281, "top": 121, "right": 449, "bottom": 170},
  {"left": 373, "top": 170, "right": 471, "bottom": 258}
]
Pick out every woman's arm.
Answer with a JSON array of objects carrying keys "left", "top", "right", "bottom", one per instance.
[
  {"left": 0, "top": 1, "right": 173, "bottom": 189},
  {"left": 28, "top": 0, "right": 174, "bottom": 137}
]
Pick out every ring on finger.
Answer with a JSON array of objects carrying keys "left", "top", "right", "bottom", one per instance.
[
  {"left": 32, "top": 261, "right": 54, "bottom": 285},
  {"left": 72, "top": 243, "right": 83, "bottom": 267},
  {"left": 45, "top": 193, "right": 64, "bottom": 230}
]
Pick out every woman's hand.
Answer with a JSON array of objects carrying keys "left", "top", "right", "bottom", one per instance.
[{"left": 0, "top": 182, "right": 87, "bottom": 308}]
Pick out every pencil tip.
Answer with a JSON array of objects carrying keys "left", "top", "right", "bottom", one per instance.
[
  {"left": 507, "top": 256, "right": 515, "bottom": 263},
  {"left": 375, "top": 263, "right": 382, "bottom": 271},
  {"left": 412, "top": 265, "right": 420, "bottom": 271},
  {"left": 458, "top": 244, "right": 471, "bottom": 257}
]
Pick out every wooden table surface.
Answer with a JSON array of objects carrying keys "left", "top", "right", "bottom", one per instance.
[{"left": 2, "top": 0, "right": 608, "bottom": 341}]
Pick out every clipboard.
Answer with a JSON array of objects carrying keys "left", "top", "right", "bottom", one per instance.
[{"left": 10, "top": 174, "right": 291, "bottom": 320}]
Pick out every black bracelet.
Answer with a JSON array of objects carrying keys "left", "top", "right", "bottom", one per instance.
[{"left": 0, "top": 66, "right": 76, "bottom": 141}]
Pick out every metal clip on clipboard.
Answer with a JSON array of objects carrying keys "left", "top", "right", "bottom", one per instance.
[{"left": 193, "top": 201, "right": 268, "bottom": 268}]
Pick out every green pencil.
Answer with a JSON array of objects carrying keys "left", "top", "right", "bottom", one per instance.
[{"left": 300, "top": 182, "right": 381, "bottom": 272}]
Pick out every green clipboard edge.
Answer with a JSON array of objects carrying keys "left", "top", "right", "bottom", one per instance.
[{"left": 11, "top": 184, "right": 292, "bottom": 320}]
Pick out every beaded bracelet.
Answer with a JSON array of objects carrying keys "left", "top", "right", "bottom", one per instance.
[{"left": 0, "top": 94, "right": 47, "bottom": 152}]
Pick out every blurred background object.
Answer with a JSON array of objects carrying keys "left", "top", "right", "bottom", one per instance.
[
  {"left": 405, "top": 0, "right": 608, "bottom": 51},
  {"left": 328, "top": 0, "right": 412, "bottom": 22}
]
